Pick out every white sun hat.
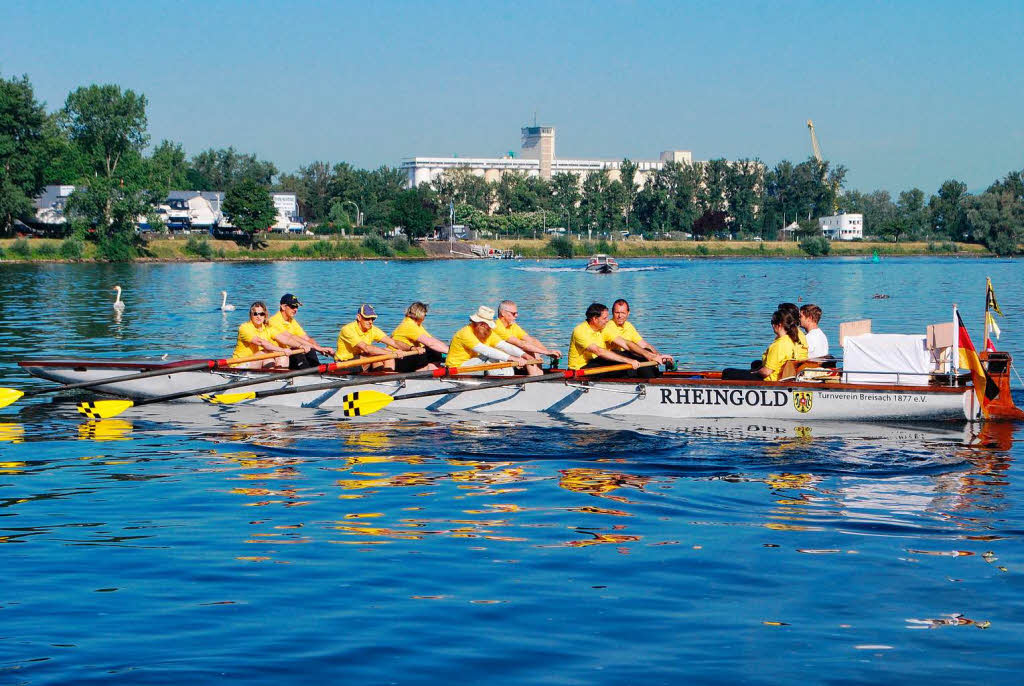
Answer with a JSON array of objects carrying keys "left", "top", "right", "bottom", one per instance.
[{"left": 469, "top": 305, "right": 496, "bottom": 328}]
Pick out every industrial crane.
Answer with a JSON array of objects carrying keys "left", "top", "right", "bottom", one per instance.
[
  {"left": 807, "top": 119, "right": 838, "bottom": 212},
  {"left": 807, "top": 119, "right": 823, "bottom": 162}
]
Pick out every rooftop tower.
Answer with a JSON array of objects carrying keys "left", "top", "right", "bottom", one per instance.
[{"left": 520, "top": 125, "right": 555, "bottom": 179}]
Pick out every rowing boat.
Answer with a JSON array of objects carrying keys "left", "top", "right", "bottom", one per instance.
[{"left": 18, "top": 355, "right": 1008, "bottom": 422}]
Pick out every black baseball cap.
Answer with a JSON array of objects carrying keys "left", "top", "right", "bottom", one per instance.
[{"left": 280, "top": 293, "right": 302, "bottom": 307}]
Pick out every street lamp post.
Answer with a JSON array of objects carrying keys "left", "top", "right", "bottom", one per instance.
[{"left": 343, "top": 200, "right": 361, "bottom": 228}]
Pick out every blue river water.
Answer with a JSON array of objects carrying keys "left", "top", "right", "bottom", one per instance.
[{"left": 1, "top": 256, "right": 1023, "bottom": 684}]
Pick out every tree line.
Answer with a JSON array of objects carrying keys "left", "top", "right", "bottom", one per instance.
[{"left": 2, "top": 73, "right": 1022, "bottom": 258}]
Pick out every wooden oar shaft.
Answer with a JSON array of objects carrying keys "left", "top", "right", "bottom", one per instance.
[
  {"left": 19, "top": 349, "right": 300, "bottom": 398},
  {"left": 127, "top": 352, "right": 402, "bottom": 408},
  {"left": 235, "top": 359, "right": 524, "bottom": 401},
  {"left": 575, "top": 360, "right": 658, "bottom": 377}
]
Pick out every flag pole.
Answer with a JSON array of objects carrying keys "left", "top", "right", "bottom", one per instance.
[
  {"left": 982, "top": 276, "right": 990, "bottom": 353},
  {"left": 951, "top": 303, "right": 959, "bottom": 385}
]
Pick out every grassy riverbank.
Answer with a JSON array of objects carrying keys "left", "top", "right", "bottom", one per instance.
[
  {"left": 0, "top": 235, "right": 994, "bottom": 262},
  {"left": 495, "top": 239, "right": 990, "bottom": 258}
]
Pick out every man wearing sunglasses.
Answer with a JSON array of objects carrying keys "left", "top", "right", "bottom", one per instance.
[
  {"left": 494, "top": 300, "right": 561, "bottom": 376},
  {"left": 232, "top": 301, "right": 292, "bottom": 368},
  {"left": 268, "top": 293, "right": 335, "bottom": 369}
]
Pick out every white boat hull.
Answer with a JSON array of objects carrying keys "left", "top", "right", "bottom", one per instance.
[{"left": 20, "top": 359, "right": 976, "bottom": 422}]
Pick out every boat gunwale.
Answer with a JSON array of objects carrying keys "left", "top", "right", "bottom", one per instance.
[{"left": 18, "top": 359, "right": 970, "bottom": 395}]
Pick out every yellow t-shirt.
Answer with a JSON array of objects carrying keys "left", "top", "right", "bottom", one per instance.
[
  {"left": 568, "top": 321, "right": 612, "bottom": 370},
  {"left": 762, "top": 335, "right": 797, "bottom": 382},
  {"left": 267, "top": 312, "right": 307, "bottom": 343},
  {"left": 335, "top": 321, "right": 387, "bottom": 361},
  {"left": 795, "top": 329, "right": 808, "bottom": 359},
  {"left": 603, "top": 320, "right": 642, "bottom": 351},
  {"left": 446, "top": 325, "right": 502, "bottom": 368},
  {"left": 391, "top": 317, "right": 429, "bottom": 349},
  {"left": 232, "top": 321, "right": 275, "bottom": 361},
  {"left": 493, "top": 319, "right": 528, "bottom": 342}
]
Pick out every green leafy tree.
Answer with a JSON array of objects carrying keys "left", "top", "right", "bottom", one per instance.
[
  {"left": 725, "top": 159, "right": 763, "bottom": 236},
  {"left": 619, "top": 159, "right": 640, "bottom": 233},
  {"left": 0, "top": 74, "right": 50, "bottom": 234},
  {"left": 579, "top": 171, "right": 626, "bottom": 237},
  {"left": 59, "top": 84, "right": 150, "bottom": 258},
  {"left": 497, "top": 172, "right": 549, "bottom": 215},
  {"left": 223, "top": 179, "right": 275, "bottom": 248},
  {"left": 189, "top": 147, "right": 277, "bottom": 190},
  {"left": 289, "top": 161, "right": 333, "bottom": 223},
  {"left": 664, "top": 162, "right": 701, "bottom": 233},
  {"left": 843, "top": 189, "right": 898, "bottom": 238},
  {"left": 928, "top": 179, "right": 969, "bottom": 241},
  {"left": 878, "top": 215, "right": 909, "bottom": 243},
  {"left": 389, "top": 185, "right": 437, "bottom": 239},
  {"left": 145, "top": 140, "right": 189, "bottom": 199},
  {"left": 692, "top": 210, "right": 728, "bottom": 240},
  {"left": 328, "top": 199, "right": 354, "bottom": 230},
  {"left": 550, "top": 171, "right": 580, "bottom": 233},
  {"left": 447, "top": 167, "right": 495, "bottom": 212},
  {"left": 40, "top": 114, "right": 90, "bottom": 186},
  {"left": 897, "top": 188, "right": 927, "bottom": 238},
  {"left": 354, "top": 166, "right": 406, "bottom": 227},
  {"left": 963, "top": 186, "right": 1022, "bottom": 255},
  {"left": 799, "top": 235, "right": 831, "bottom": 256},
  {"left": 698, "top": 159, "right": 730, "bottom": 216}
]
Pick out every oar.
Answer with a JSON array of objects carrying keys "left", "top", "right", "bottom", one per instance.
[
  {"left": 0, "top": 349, "right": 305, "bottom": 409},
  {"left": 340, "top": 360, "right": 659, "bottom": 417},
  {"left": 74, "top": 351, "right": 405, "bottom": 419},
  {"left": 203, "top": 359, "right": 529, "bottom": 405}
]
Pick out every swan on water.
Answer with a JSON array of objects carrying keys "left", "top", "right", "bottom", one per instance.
[
  {"left": 220, "top": 291, "right": 236, "bottom": 311},
  {"left": 112, "top": 285, "right": 125, "bottom": 312}
]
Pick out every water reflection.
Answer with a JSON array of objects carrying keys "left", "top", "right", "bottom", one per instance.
[
  {"left": 0, "top": 422, "right": 25, "bottom": 443},
  {"left": 78, "top": 418, "right": 133, "bottom": 441}
]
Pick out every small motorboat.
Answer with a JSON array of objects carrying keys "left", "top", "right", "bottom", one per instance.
[{"left": 585, "top": 254, "right": 619, "bottom": 273}]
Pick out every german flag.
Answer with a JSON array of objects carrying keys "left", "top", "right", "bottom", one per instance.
[{"left": 957, "top": 311, "right": 999, "bottom": 402}]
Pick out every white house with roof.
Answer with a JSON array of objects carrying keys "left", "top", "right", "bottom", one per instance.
[
  {"left": 154, "top": 191, "right": 225, "bottom": 231},
  {"left": 818, "top": 212, "right": 864, "bottom": 240},
  {"left": 33, "top": 185, "right": 76, "bottom": 227}
]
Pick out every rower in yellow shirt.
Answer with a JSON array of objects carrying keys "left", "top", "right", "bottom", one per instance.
[
  {"left": 778, "top": 302, "right": 809, "bottom": 359},
  {"left": 603, "top": 298, "right": 673, "bottom": 378},
  {"left": 390, "top": 302, "right": 449, "bottom": 372},
  {"left": 267, "top": 293, "right": 335, "bottom": 369},
  {"left": 232, "top": 301, "right": 291, "bottom": 368},
  {"left": 567, "top": 302, "right": 641, "bottom": 372},
  {"left": 446, "top": 305, "right": 529, "bottom": 376},
  {"left": 493, "top": 300, "right": 561, "bottom": 376},
  {"left": 336, "top": 304, "right": 417, "bottom": 371},
  {"left": 720, "top": 309, "right": 798, "bottom": 381}
]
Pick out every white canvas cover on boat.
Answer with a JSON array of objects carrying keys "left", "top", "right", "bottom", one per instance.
[{"left": 842, "top": 333, "right": 933, "bottom": 385}]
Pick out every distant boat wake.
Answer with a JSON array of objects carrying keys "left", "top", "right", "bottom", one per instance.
[{"left": 514, "top": 266, "right": 662, "bottom": 273}]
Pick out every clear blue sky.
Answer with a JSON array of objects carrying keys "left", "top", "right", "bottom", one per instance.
[{"left": 2, "top": 0, "right": 1021, "bottom": 194}]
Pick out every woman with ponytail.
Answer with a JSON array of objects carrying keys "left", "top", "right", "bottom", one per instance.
[{"left": 721, "top": 309, "right": 799, "bottom": 381}]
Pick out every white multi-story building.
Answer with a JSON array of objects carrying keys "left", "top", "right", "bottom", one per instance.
[
  {"left": 818, "top": 213, "right": 864, "bottom": 240},
  {"left": 270, "top": 192, "right": 305, "bottom": 232},
  {"left": 401, "top": 125, "right": 695, "bottom": 188}
]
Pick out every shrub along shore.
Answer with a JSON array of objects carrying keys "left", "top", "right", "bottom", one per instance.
[{"left": 0, "top": 235, "right": 993, "bottom": 263}]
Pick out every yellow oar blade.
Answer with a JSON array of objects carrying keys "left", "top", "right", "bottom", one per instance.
[
  {"left": 76, "top": 399, "right": 135, "bottom": 419},
  {"left": 340, "top": 390, "right": 394, "bottom": 417},
  {"left": 0, "top": 388, "right": 25, "bottom": 409},
  {"left": 201, "top": 391, "right": 256, "bottom": 405}
]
